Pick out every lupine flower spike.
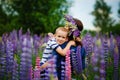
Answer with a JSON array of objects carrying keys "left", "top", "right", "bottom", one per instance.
[{"left": 65, "top": 50, "right": 71, "bottom": 80}]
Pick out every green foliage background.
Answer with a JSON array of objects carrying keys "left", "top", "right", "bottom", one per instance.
[{"left": 0, "top": 0, "right": 72, "bottom": 36}]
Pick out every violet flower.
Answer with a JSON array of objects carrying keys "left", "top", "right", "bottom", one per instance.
[
  {"left": 0, "top": 42, "right": 6, "bottom": 79},
  {"left": 71, "top": 46, "right": 83, "bottom": 74},
  {"left": 109, "top": 33, "right": 115, "bottom": 57},
  {"left": 19, "top": 35, "right": 33, "bottom": 80},
  {"left": 101, "top": 35, "right": 109, "bottom": 68},
  {"left": 116, "top": 36, "right": 120, "bottom": 64},
  {"left": 91, "top": 44, "right": 100, "bottom": 80},
  {"left": 83, "top": 32, "right": 93, "bottom": 55},
  {"left": 33, "top": 34, "right": 40, "bottom": 55},
  {"left": 9, "top": 30, "right": 18, "bottom": 53},
  {"left": 64, "top": 15, "right": 73, "bottom": 23},
  {"left": 82, "top": 33, "right": 93, "bottom": 67},
  {"left": 2, "top": 33, "right": 8, "bottom": 43},
  {"left": 65, "top": 50, "right": 71, "bottom": 80},
  {"left": 64, "top": 14, "right": 76, "bottom": 27},
  {"left": 113, "top": 45, "right": 119, "bottom": 80},
  {"left": 73, "top": 29, "right": 80, "bottom": 37},
  {"left": 40, "top": 56, "right": 57, "bottom": 80},
  {"left": 6, "top": 40, "right": 14, "bottom": 79},
  {"left": 61, "top": 61, "right": 65, "bottom": 80},
  {"left": 71, "top": 51, "right": 78, "bottom": 72},
  {"left": 99, "top": 59, "right": 106, "bottom": 80},
  {"left": 12, "top": 60, "right": 19, "bottom": 80},
  {"left": 47, "top": 56, "right": 58, "bottom": 80},
  {"left": 18, "top": 28, "right": 23, "bottom": 40},
  {"left": 33, "top": 56, "right": 40, "bottom": 80}
]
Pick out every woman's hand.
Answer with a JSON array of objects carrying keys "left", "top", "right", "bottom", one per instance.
[
  {"left": 75, "top": 37, "right": 81, "bottom": 42},
  {"left": 68, "top": 40, "right": 76, "bottom": 46}
]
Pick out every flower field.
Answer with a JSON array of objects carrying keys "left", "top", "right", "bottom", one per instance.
[{"left": 0, "top": 29, "right": 120, "bottom": 80}]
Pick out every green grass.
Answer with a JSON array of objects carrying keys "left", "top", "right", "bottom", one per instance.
[{"left": 0, "top": 37, "right": 1, "bottom": 42}]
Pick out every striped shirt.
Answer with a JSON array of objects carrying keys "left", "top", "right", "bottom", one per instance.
[{"left": 40, "top": 38, "right": 59, "bottom": 65}]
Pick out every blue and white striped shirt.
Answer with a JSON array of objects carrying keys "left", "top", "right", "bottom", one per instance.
[{"left": 40, "top": 38, "right": 59, "bottom": 65}]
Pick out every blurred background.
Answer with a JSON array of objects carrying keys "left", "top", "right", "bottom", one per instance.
[
  {"left": 0, "top": 0, "right": 120, "bottom": 36},
  {"left": 0, "top": 0, "right": 120, "bottom": 80}
]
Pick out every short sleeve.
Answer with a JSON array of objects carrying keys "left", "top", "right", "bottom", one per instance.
[{"left": 48, "top": 38, "right": 59, "bottom": 50}]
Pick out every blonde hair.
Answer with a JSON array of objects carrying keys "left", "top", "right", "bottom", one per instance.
[{"left": 55, "top": 27, "right": 69, "bottom": 34}]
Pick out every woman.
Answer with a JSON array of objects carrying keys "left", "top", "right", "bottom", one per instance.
[{"left": 52, "top": 16, "right": 86, "bottom": 80}]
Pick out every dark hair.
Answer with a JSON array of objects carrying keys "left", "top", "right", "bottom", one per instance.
[
  {"left": 73, "top": 18, "right": 83, "bottom": 31},
  {"left": 68, "top": 18, "right": 83, "bottom": 46}
]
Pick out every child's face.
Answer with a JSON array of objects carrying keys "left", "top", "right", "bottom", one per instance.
[{"left": 54, "top": 30, "right": 68, "bottom": 45}]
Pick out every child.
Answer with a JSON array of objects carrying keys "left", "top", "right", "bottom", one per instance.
[{"left": 40, "top": 27, "right": 75, "bottom": 69}]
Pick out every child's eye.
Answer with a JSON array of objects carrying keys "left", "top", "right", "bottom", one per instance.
[
  {"left": 62, "top": 37, "right": 65, "bottom": 38},
  {"left": 58, "top": 36, "right": 61, "bottom": 37}
]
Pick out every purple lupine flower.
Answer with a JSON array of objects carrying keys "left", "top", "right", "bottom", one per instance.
[
  {"left": 12, "top": 60, "right": 19, "bottom": 80},
  {"left": 47, "top": 56, "right": 58, "bottom": 80},
  {"left": 64, "top": 14, "right": 76, "bottom": 25},
  {"left": 71, "top": 19, "right": 76, "bottom": 25},
  {"left": 65, "top": 50, "right": 71, "bottom": 80},
  {"left": 43, "top": 34, "right": 49, "bottom": 43},
  {"left": 82, "top": 32, "right": 93, "bottom": 68},
  {"left": 40, "top": 56, "right": 57, "bottom": 80},
  {"left": 99, "top": 35, "right": 109, "bottom": 80},
  {"left": 2, "top": 33, "right": 8, "bottom": 43},
  {"left": 0, "top": 37, "right": 7, "bottom": 79},
  {"left": 0, "top": 41, "right": 6, "bottom": 79},
  {"left": 64, "top": 15, "right": 73, "bottom": 22},
  {"left": 113, "top": 45, "right": 119, "bottom": 80},
  {"left": 100, "top": 34, "right": 109, "bottom": 68},
  {"left": 19, "top": 35, "right": 33, "bottom": 80},
  {"left": 71, "top": 46, "right": 82, "bottom": 74},
  {"left": 61, "top": 61, "right": 65, "bottom": 80},
  {"left": 39, "top": 35, "right": 45, "bottom": 52},
  {"left": 91, "top": 46, "right": 100, "bottom": 79},
  {"left": 91, "top": 46, "right": 99, "bottom": 65},
  {"left": 76, "top": 46, "right": 83, "bottom": 73},
  {"left": 33, "top": 34, "right": 40, "bottom": 55},
  {"left": 73, "top": 29, "right": 81, "bottom": 37},
  {"left": 71, "top": 50, "right": 78, "bottom": 73},
  {"left": 26, "top": 28, "right": 31, "bottom": 36},
  {"left": 18, "top": 28, "right": 23, "bottom": 41},
  {"left": 9, "top": 30, "right": 18, "bottom": 53},
  {"left": 29, "top": 66, "right": 33, "bottom": 80},
  {"left": 0, "top": 57, "right": 7, "bottom": 78},
  {"left": 99, "top": 59, "right": 106, "bottom": 80},
  {"left": 83, "top": 32, "right": 93, "bottom": 55},
  {"left": 116, "top": 36, "right": 120, "bottom": 68},
  {"left": 6, "top": 39, "right": 14, "bottom": 79},
  {"left": 9, "top": 30, "right": 17, "bottom": 40},
  {"left": 33, "top": 68, "right": 40, "bottom": 80},
  {"left": 109, "top": 33, "right": 115, "bottom": 57},
  {"left": 33, "top": 56, "right": 40, "bottom": 80}
]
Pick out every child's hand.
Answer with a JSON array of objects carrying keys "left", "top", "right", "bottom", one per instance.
[
  {"left": 68, "top": 40, "right": 76, "bottom": 46},
  {"left": 48, "top": 32, "right": 54, "bottom": 38},
  {"left": 40, "top": 62, "right": 49, "bottom": 70}
]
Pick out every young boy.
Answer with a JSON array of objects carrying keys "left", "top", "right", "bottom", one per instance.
[{"left": 40, "top": 27, "right": 75, "bottom": 68}]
